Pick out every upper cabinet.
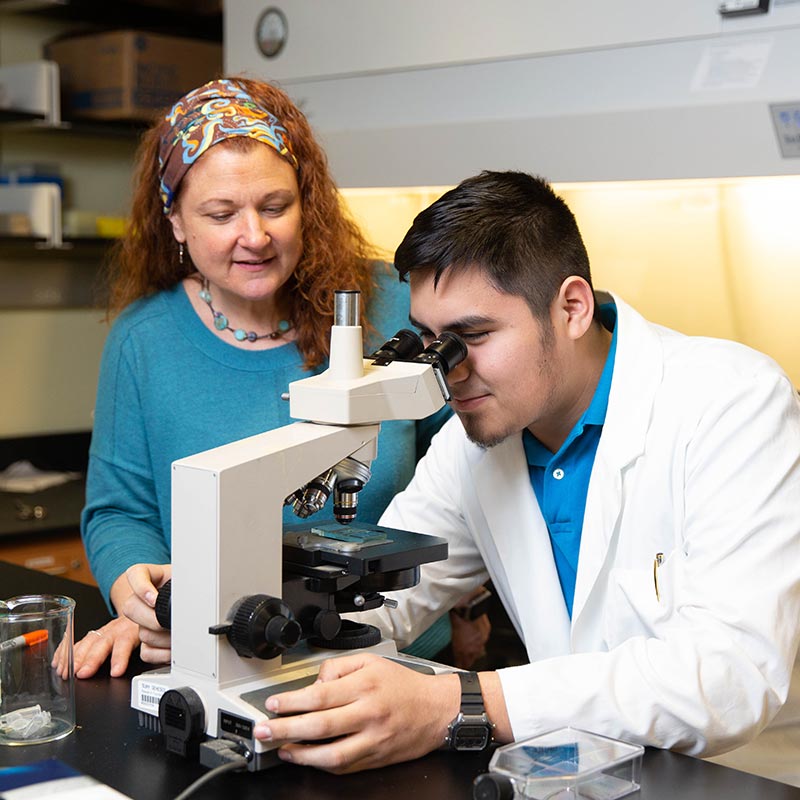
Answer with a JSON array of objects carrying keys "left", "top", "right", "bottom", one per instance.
[
  {"left": 225, "top": 0, "right": 800, "bottom": 186},
  {"left": 227, "top": 0, "right": 719, "bottom": 83}
]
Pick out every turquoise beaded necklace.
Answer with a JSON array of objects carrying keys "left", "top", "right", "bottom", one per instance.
[{"left": 199, "top": 278, "right": 292, "bottom": 343}]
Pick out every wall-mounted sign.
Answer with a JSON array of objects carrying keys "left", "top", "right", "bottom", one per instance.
[{"left": 719, "top": 0, "right": 769, "bottom": 14}]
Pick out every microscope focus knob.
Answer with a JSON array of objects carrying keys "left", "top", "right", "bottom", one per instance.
[
  {"left": 155, "top": 580, "right": 172, "bottom": 630},
  {"left": 472, "top": 773, "right": 515, "bottom": 800},
  {"left": 228, "top": 595, "right": 302, "bottom": 660},
  {"left": 312, "top": 609, "right": 342, "bottom": 641}
]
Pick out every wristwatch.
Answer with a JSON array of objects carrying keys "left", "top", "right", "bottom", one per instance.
[{"left": 443, "top": 671, "right": 494, "bottom": 751}]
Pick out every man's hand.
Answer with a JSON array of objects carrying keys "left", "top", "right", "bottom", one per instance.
[
  {"left": 123, "top": 563, "right": 172, "bottom": 664},
  {"left": 253, "top": 653, "right": 462, "bottom": 773}
]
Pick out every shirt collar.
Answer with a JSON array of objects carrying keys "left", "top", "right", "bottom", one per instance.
[
  {"left": 583, "top": 302, "right": 617, "bottom": 426},
  {"left": 523, "top": 301, "right": 617, "bottom": 465}
]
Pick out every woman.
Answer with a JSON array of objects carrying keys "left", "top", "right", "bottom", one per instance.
[{"left": 69, "top": 77, "right": 454, "bottom": 679}]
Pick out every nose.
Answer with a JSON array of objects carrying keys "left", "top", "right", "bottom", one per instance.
[{"left": 239, "top": 210, "right": 270, "bottom": 247}]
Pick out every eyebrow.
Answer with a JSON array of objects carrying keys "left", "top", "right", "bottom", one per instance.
[
  {"left": 197, "top": 189, "right": 294, "bottom": 208},
  {"left": 408, "top": 313, "right": 497, "bottom": 334}
]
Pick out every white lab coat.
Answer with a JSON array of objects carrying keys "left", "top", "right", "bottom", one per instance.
[{"left": 364, "top": 295, "right": 800, "bottom": 786}]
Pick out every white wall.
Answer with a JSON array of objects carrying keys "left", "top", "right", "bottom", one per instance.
[{"left": 0, "top": 309, "right": 106, "bottom": 436}]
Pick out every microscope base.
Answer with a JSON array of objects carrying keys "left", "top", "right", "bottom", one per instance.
[{"left": 131, "top": 638, "right": 400, "bottom": 771}]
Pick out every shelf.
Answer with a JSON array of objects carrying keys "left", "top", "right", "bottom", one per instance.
[
  {"left": 0, "top": 4, "right": 213, "bottom": 257},
  {"left": 58, "top": 117, "right": 149, "bottom": 136},
  {"left": 0, "top": 108, "right": 46, "bottom": 123},
  {"left": 0, "top": 115, "right": 148, "bottom": 138},
  {"left": 0, "top": 115, "right": 149, "bottom": 139},
  {"left": 0, "top": 0, "right": 223, "bottom": 41},
  {"left": 0, "top": 234, "right": 116, "bottom": 252}
]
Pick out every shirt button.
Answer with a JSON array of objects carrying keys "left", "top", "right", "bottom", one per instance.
[{"left": 553, "top": 468, "right": 565, "bottom": 480}]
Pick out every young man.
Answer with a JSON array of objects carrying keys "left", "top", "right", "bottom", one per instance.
[{"left": 253, "top": 171, "right": 800, "bottom": 785}]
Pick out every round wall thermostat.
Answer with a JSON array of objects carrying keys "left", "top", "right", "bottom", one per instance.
[{"left": 256, "top": 7, "right": 288, "bottom": 58}]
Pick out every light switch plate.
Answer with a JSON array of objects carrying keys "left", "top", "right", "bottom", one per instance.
[{"left": 770, "top": 103, "right": 800, "bottom": 158}]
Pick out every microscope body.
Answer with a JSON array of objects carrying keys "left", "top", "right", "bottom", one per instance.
[{"left": 130, "top": 297, "right": 465, "bottom": 770}]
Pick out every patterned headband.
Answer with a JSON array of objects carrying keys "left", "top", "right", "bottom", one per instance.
[{"left": 158, "top": 79, "right": 299, "bottom": 214}]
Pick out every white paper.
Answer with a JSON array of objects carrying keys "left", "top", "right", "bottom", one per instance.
[{"left": 0, "top": 460, "right": 81, "bottom": 493}]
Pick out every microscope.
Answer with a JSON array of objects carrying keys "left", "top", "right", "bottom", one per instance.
[{"left": 130, "top": 290, "right": 466, "bottom": 771}]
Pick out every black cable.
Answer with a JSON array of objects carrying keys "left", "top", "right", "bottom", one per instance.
[{"left": 173, "top": 757, "right": 247, "bottom": 800}]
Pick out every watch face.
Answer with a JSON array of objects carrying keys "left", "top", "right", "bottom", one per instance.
[{"left": 453, "top": 723, "right": 492, "bottom": 751}]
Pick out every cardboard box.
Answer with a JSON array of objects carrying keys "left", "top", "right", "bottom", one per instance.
[{"left": 44, "top": 30, "right": 222, "bottom": 122}]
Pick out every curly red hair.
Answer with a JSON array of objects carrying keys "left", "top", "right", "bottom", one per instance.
[{"left": 105, "top": 76, "right": 380, "bottom": 368}]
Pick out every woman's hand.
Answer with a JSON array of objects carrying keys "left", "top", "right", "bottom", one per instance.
[
  {"left": 54, "top": 563, "right": 173, "bottom": 679},
  {"left": 450, "top": 586, "right": 493, "bottom": 669},
  {"left": 122, "top": 563, "right": 172, "bottom": 665},
  {"left": 61, "top": 615, "right": 142, "bottom": 680},
  {"left": 53, "top": 569, "right": 144, "bottom": 680},
  {"left": 450, "top": 611, "right": 491, "bottom": 669}
]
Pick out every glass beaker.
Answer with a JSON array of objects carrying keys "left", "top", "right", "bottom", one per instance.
[{"left": 0, "top": 594, "right": 76, "bottom": 745}]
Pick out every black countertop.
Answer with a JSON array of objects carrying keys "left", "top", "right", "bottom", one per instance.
[{"left": 1, "top": 562, "right": 798, "bottom": 800}]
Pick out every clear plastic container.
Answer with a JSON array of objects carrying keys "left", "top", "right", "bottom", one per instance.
[{"left": 474, "top": 727, "right": 644, "bottom": 800}]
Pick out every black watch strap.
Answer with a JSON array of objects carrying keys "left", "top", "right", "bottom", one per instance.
[
  {"left": 443, "top": 670, "right": 493, "bottom": 751},
  {"left": 458, "top": 671, "right": 485, "bottom": 714}
]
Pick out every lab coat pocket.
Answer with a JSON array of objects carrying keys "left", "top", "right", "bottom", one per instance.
[{"left": 605, "top": 549, "right": 680, "bottom": 647}]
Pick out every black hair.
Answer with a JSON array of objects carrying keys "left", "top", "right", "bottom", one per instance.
[{"left": 394, "top": 170, "right": 593, "bottom": 320}]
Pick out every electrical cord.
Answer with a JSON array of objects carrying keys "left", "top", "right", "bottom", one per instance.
[{"left": 172, "top": 755, "right": 248, "bottom": 800}]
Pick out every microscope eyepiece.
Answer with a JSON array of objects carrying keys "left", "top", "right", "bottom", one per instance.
[
  {"left": 413, "top": 331, "right": 468, "bottom": 376},
  {"left": 370, "top": 329, "right": 425, "bottom": 364},
  {"left": 371, "top": 329, "right": 467, "bottom": 377},
  {"left": 334, "top": 289, "right": 360, "bottom": 326}
]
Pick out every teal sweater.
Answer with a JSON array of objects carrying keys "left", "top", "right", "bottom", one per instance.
[{"left": 82, "top": 270, "right": 447, "bottom": 644}]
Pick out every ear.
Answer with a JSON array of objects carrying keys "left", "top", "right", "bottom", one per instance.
[
  {"left": 168, "top": 210, "right": 186, "bottom": 244},
  {"left": 554, "top": 276, "right": 595, "bottom": 341}
]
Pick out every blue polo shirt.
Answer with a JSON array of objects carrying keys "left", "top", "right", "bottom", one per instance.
[{"left": 522, "top": 304, "right": 617, "bottom": 617}]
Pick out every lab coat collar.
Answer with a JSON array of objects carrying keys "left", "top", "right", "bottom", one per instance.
[
  {"left": 471, "top": 294, "right": 665, "bottom": 658},
  {"left": 570, "top": 293, "right": 666, "bottom": 632},
  {"left": 472, "top": 436, "right": 573, "bottom": 659},
  {"left": 596, "top": 293, "right": 664, "bottom": 470}
]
